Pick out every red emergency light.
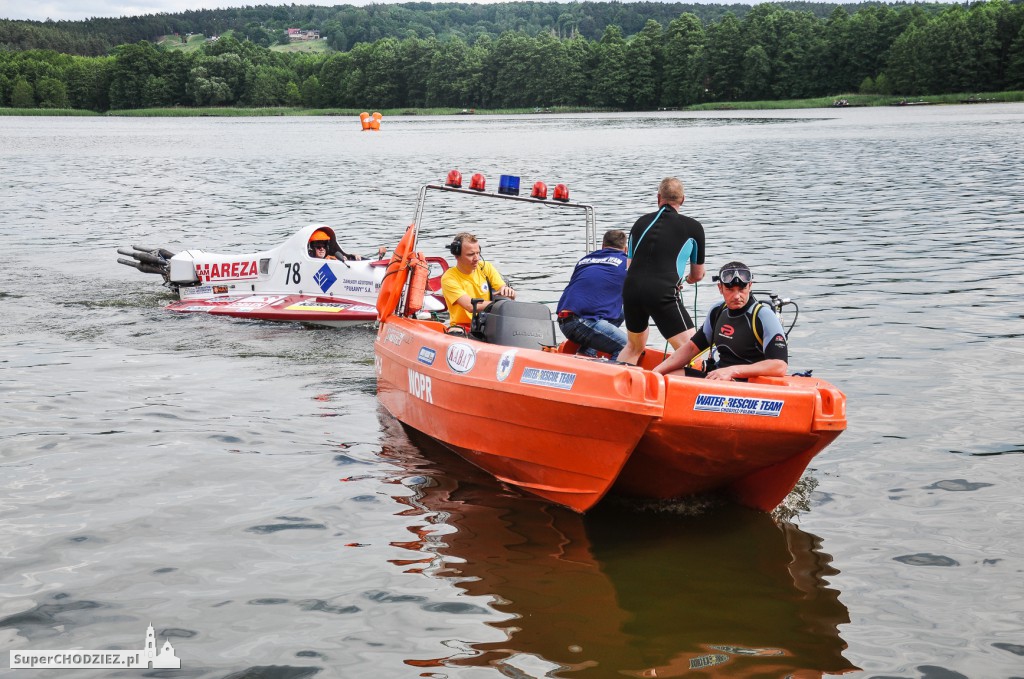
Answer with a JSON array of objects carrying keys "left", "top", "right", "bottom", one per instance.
[
  {"left": 445, "top": 170, "right": 462, "bottom": 188},
  {"left": 531, "top": 181, "right": 548, "bottom": 199},
  {"left": 553, "top": 183, "right": 570, "bottom": 202}
]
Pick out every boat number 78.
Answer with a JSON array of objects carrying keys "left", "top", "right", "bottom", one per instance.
[{"left": 284, "top": 262, "right": 301, "bottom": 284}]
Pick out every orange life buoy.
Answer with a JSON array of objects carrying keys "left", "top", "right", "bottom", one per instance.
[
  {"left": 404, "top": 252, "right": 429, "bottom": 316},
  {"left": 376, "top": 224, "right": 416, "bottom": 320}
]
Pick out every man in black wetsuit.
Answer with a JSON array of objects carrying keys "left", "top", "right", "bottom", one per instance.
[
  {"left": 617, "top": 177, "right": 706, "bottom": 365},
  {"left": 653, "top": 262, "right": 788, "bottom": 381}
]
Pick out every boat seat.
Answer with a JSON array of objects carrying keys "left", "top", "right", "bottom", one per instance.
[{"left": 471, "top": 299, "right": 557, "bottom": 350}]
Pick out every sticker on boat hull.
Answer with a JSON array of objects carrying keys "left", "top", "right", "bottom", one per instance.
[
  {"left": 408, "top": 368, "right": 433, "bottom": 403},
  {"left": 285, "top": 301, "right": 376, "bottom": 314},
  {"left": 217, "top": 295, "right": 287, "bottom": 312},
  {"left": 446, "top": 342, "right": 476, "bottom": 374},
  {"left": 417, "top": 347, "right": 436, "bottom": 366},
  {"left": 314, "top": 264, "right": 338, "bottom": 293},
  {"left": 339, "top": 279, "right": 373, "bottom": 294},
  {"left": 694, "top": 394, "right": 784, "bottom": 417},
  {"left": 195, "top": 260, "right": 258, "bottom": 282},
  {"left": 286, "top": 302, "right": 344, "bottom": 313},
  {"left": 383, "top": 327, "right": 407, "bottom": 346},
  {"left": 180, "top": 285, "right": 213, "bottom": 299},
  {"left": 520, "top": 367, "right": 575, "bottom": 390},
  {"left": 496, "top": 349, "right": 516, "bottom": 382}
]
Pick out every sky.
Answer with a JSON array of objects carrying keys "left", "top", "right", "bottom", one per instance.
[{"left": 0, "top": 0, "right": 809, "bottom": 24}]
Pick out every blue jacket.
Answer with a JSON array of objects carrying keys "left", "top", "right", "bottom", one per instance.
[{"left": 556, "top": 248, "right": 627, "bottom": 324}]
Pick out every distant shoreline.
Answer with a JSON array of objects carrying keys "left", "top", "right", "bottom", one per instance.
[{"left": 3, "top": 91, "right": 1022, "bottom": 117}]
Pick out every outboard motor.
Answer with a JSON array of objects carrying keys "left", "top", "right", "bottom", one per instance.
[
  {"left": 117, "top": 245, "right": 177, "bottom": 288},
  {"left": 471, "top": 298, "right": 556, "bottom": 350}
]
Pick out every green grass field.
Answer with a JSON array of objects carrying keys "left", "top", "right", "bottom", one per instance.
[
  {"left": 270, "top": 40, "right": 330, "bottom": 53},
  {"left": 156, "top": 33, "right": 212, "bottom": 52},
  {"left": 153, "top": 32, "right": 329, "bottom": 54}
]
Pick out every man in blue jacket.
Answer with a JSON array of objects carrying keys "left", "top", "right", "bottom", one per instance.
[{"left": 555, "top": 230, "right": 629, "bottom": 359}]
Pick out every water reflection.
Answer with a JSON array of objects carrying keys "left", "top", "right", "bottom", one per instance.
[{"left": 378, "top": 411, "right": 857, "bottom": 677}]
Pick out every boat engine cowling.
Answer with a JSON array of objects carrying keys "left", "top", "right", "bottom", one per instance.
[
  {"left": 471, "top": 299, "right": 556, "bottom": 350},
  {"left": 168, "top": 253, "right": 200, "bottom": 285}
]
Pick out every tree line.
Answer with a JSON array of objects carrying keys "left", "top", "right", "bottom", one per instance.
[
  {"left": 1, "top": 2, "right": 943, "bottom": 56},
  {"left": 2, "top": 0, "right": 1023, "bottom": 112}
]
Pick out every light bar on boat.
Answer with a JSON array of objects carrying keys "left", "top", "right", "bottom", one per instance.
[
  {"left": 417, "top": 178, "right": 596, "bottom": 252},
  {"left": 437, "top": 170, "right": 571, "bottom": 205}
]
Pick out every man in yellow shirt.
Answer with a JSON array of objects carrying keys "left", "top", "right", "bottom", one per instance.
[{"left": 440, "top": 232, "right": 517, "bottom": 327}]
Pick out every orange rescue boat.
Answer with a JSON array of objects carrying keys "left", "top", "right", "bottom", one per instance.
[{"left": 374, "top": 176, "right": 847, "bottom": 513}]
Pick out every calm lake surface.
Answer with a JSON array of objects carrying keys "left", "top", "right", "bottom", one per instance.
[{"left": 1, "top": 105, "right": 1023, "bottom": 678}]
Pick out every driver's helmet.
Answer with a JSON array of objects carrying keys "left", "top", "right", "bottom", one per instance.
[{"left": 308, "top": 229, "right": 332, "bottom": 256}]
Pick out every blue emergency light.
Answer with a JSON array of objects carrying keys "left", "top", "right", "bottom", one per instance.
[{"left": 498, "top": 175, "right": 520, "bottom": 196}]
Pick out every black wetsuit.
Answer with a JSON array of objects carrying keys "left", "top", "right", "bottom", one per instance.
[
  {"left": 692, "top": 296, "right": 789, "bottom": 369},
  {"left": 622, "top": 205, "right": 706, "bottom": 337}
]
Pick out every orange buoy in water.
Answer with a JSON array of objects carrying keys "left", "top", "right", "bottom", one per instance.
[{"left": 360, "top": 111, "right": 383, "bottom": 131}]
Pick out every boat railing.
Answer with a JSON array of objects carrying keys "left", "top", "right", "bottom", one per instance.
[{"left": 412, "top": 181, "right": 597, "bottom": 253}]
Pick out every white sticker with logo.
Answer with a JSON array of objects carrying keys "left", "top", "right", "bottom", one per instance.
[
  {"left": 520, "top": 367, "right": 576, "bottom": 390},
  {"left": 496, "top": 349, "right": 516, "bottom": 382},
  {"left": 446, "top": 342, "right": 477, "bottom": 374},
  {"left": 693, "top": 394, "right": 784, "bottom": 417},
  {"left": 225, "top": 295, "right": 286, "bottom": 312},
  {"left": 180, "top": 285, "right": 213, "bottom": 298}
]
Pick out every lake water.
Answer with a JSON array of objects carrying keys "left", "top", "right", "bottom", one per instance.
[{"left": 1, "top": 105, "right": 1023, "bottom": 678}]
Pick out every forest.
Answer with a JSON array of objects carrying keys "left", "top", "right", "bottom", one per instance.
[{"left": 1, "top": 0, "right": 1022, "bottom": 112}]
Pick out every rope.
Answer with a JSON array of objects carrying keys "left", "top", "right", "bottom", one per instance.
[{"left": 693, "top": 281, "right": 699, "bottom": 327}]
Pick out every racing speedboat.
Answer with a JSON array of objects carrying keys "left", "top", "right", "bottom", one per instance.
[{"left": 118, "top": 224, "right": 448, "bottom": 328}]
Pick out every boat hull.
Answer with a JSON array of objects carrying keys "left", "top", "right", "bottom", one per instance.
[
  {"left": 375, "top": 316, "right": 846, "bottom": 513},
  {"left": 615, "top": 375, "right": 846, "bottom": 511},
  {"left": 167, "top": 294, "right": 378, "bottom": 328},
  {"left": 375, "top": 316, "right": 662, "bottom": 512}
]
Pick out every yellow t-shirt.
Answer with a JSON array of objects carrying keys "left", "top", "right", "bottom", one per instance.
[{"left": 441, "top": 262, "right": 507, "bottom": 326}]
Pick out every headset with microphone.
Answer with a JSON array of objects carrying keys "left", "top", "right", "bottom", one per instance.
[{"left": 449, "top": 235, "right": 483, "bottom": 260}]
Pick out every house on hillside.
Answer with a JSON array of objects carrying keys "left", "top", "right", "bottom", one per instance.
[{"left": 286, "top": 28, "right": 320, "bottom": 41}]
